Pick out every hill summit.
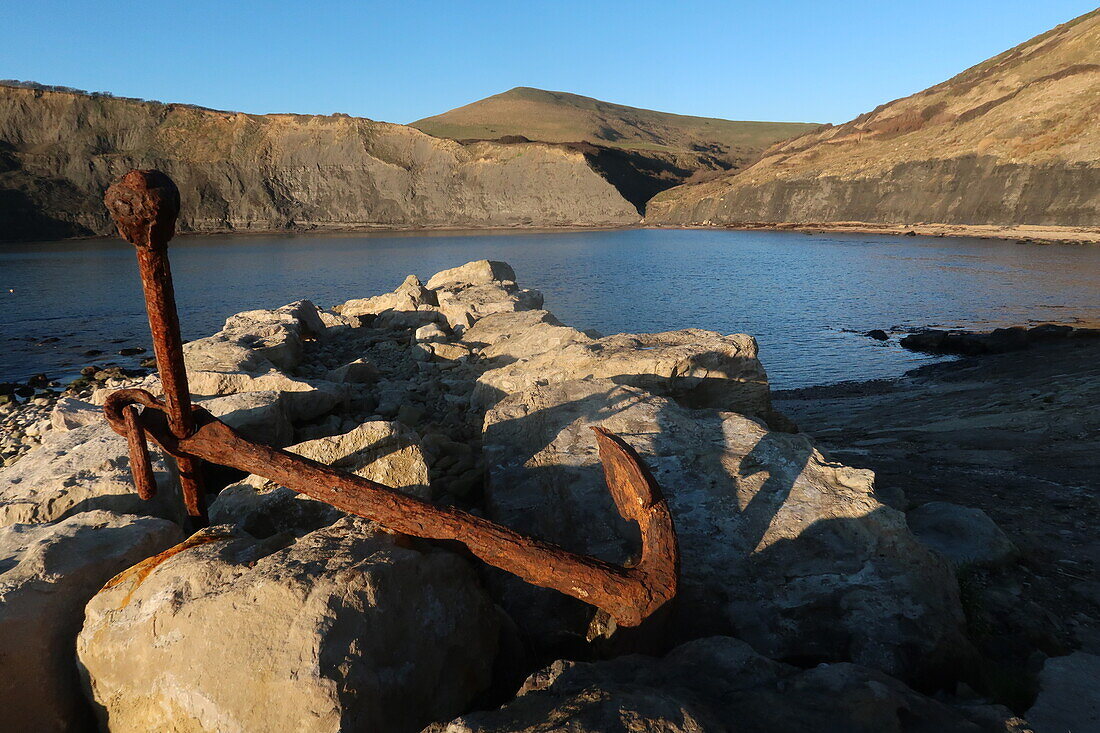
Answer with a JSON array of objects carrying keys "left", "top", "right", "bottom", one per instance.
[
  {"left": 413, "top": 87, "right": 816, "bottom": 160},
  {"left": 412, "top": 87, "right": 819, "bottom": 207}
]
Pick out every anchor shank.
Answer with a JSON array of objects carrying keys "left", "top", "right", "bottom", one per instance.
[{"left": 105, "top": 170, "right": 207, "bottom": 524}]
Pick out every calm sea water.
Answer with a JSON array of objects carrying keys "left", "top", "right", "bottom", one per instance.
[{"left": 1, "top": 228, "right": 1098, "bottom": 389}]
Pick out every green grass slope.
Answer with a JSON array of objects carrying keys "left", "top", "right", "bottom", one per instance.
[{"left": 412, "top": 87, "right": 819, "bottom": 164}]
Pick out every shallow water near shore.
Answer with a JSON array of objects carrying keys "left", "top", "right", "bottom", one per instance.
[{"left": 2, "top": 228, "right": 1098, "bottom": 388}]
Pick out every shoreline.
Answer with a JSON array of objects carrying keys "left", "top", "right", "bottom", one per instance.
[
  {"left": 6, "top": 220, "right": 1100, "bottom": 246},
  {"left": 1, "top": 222, "right": 647, "bottom": 245},
  {"left": 648, "top": 220, "right": 1100, "bottom": 245},
  {"left": 2, "top": 260, "right": 1096, "bottom": 720},
  {"left": 774, "top": 336, "right": 1100, "bottom": 691}
]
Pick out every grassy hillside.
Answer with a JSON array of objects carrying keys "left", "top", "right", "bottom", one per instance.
[
  {"left": 412, "top": 87, "right": 818, "bottom": 163},
  {"left": 412, "top": 87, "right": 819, "bottom": 210},
  {"left": 648, "top": 9, "right": 1100, "bottom": 228}
]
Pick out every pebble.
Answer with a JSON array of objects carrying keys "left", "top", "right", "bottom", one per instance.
[{"left": 0, "top": 368, "right": 149, "bottom": 469}]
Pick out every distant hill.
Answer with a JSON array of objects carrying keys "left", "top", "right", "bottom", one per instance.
[
  {"left": 412, "top": 87, "right": 820, "bottom": 207},
  {"left": 648, "top": 9, "right": 1100, "bottom": 228},
  {"left": 0, "top": 84, "right": 639, "bottom": 241},
  {"left": 412, "top": 87, "right": 817, "bottom": 160}
]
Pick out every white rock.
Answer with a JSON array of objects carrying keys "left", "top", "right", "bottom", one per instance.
[
  {"left": 336, "top": 275, "right": 437, "bottom": 319},
  {"left": 210, "top": 420, "right": 431, "bottom": 536},
  {"left": 0, "top": 423, "right": 182, "bottom": 528},
  {"left": 182, "top": 301, "right": 343, "bottom": 420},
  {"left": 197, "top": 390, "right": 295, "bottom": 447},
  {"left": 1026, "top": 652, "right": 1100, "bottom": 733},
  {"left": 318, "top": 309, "right": 358, "bottom": 330},
  {"left": 462, "top": 310, "right": 594, "bottom": 362},
  {"left": 473, "top": 328, "right": 774, "bottom": 421},
  {"left": 375, "top": 308, "right": 448, "bottom": 331},
  {"left": 481, "top": 378, "right": 966, "bottom": 682},
  {"left": 50, "top": 397, "right": 101, "bottom": 432},
  {"left": 78, "top": 518, "right": 501, "bottom": 733},
  {"left": 0, "top": 511, "right": 182, "bottom": 732},
  {"left": 414, "top": 322, "right": 449, "bottom": 343},
  {"left": 325, "top": 357, "right": 380, "bottom": 385},
  {"left": 425, "top": 260, "right": 517, "bottom": 291},
  {"left": 436, "top": 284, "right": 543, "bottom": 333}
]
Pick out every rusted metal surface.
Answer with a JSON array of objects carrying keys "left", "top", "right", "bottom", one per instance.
[
  {"left": 103, "top": 389, "right": 678, "bottom": 626},
  {"left": 104, "top": 170, "right": 207, "bottom": 524},
  {"left": 100, "top": 169, "right": 679, "bottom": 627},
  {"left": 121, "top": 405, "right": 157, "bottom": 500}
]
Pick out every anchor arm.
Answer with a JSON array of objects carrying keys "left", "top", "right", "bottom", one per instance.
[{"left": 104, "top": 389, "right": 679, "bottom": 627}]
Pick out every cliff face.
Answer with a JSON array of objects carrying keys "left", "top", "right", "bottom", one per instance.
[
  {"left": 0, "top": 86, "right": 639, "bottom": 241},
  {"left": 648, "top": 10, "right": 1100, "bottom": 227}
]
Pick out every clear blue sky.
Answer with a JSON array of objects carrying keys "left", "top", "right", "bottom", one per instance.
[{"left": 3, "top": 1, "right": 1096, "bottom": 125}]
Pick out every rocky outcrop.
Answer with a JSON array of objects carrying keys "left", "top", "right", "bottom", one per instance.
[
  {"left": 0, "top": 511, "right": 181, "bottom": 732},
  {"left": 1, "top": 259, "right": 1047, "bottom": 729},
  {"left": 429, "top": 636, "right": 1005, "bottom": 733},
  {"left": 648, "top": 9, "right": 1100, "bottom": 227},
  {"left": 481, "top": 378, "right": 967, "bottom": 682},
  {"left": 1026, "top": 652, "right": 1100, "bottom": 733},
  {"left": 77, "top": 519, "right": 502, "bottom": 733},
  {"left": 472, "top": 328, "right": 774, "bottom": 421},
  {"left": 182, "top": 299, "right": 347, "bottom": 420},
  {"left": 907, "top": 502, "right": 1019, "bottom": 571},
  {"left": 0, "top": 84, "right": 640, "bottom": 242},
  {"left": 0, "top": 423, "right": 183, "bottom": 527},
  {"left": 900, "top": 324, "right": 1100, "bottom": 356},
  {"left": 209, "top": 419, "right": 431, "bottom": 536}
]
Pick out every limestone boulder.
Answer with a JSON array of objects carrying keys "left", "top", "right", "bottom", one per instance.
[
  {"left": 0, "top": 511, "right": 182, "bottom": 732},
  {"left": 336, "top": 275, "right": 438, "bottom": 319},
  {"left": 207, "top": 300, "right": 324, "bottom": 372},
  {"left": 317, "top": 309, "right": 359, "bottom": 337},
  {"left": 325, "top": 357, "right": 380, "bottom": 385},
  {"left": 429, "top": 636, "right": 984, "bottom": 733},
  {"left": 473, "top": 329, "right": 773, "bottom": 421},
  {"left": 461, "top": 310, "right": 594, "bottom": 363},
  {"left": 49, "top": 397, "right": 101, "bottom": 431},
  {"left": 210, "top": 420, "right": 431, "bottom": 536},
  {"left": 414, "top": 341, "right": 474, "bottom": 363},
  {"left": 907, "top": 502, "right": 1019, "bottom": 571},
  {"left": 423, "top": 260, "right": 542, "bottom": 333},
  {"left": 414, "top": 322, "right": 449, "bottom": 343},
  {"left": 436, "top": 285, "right": 543, "bottom": 334},
  {"left": 182, "top": 300, "right": 343, "bottom": 420},
  {"left": 186, "top": 367, "right": 345, "bottom": 422},
  {"left": 425, "top": 260, "right": 517, "bottom": 291},
  {"left": 1026, "top": 652, "right": 1100, "bottom": 733},
  {"left": 224, "top": 298, "right": 325, "bottom": 336},
  {"left": 481, "top": 379, "right": 967, "bottom": 682},
  {"left": 77, "top": 518, "right": 501, "bottom": 733},
  {"left": 0, "top": 423, "right": 181, "bottom": 528},
  {"left": 375, "top": 307, "right": 449, "bottom": 331},
  {"left": 197, "top": 390, "right": 295, "bottom": 447}
]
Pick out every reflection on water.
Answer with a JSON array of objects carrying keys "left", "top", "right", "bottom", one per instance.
[{"left": 1, "top": 228, "right": 1097, "bottom": 388}]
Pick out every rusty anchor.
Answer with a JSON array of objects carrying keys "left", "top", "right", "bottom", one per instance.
[{"left": 101, "top": 169, "right": 679, "bottom": 627}]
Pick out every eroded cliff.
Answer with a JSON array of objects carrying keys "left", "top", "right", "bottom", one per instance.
[
  {"left": 647, "top": 9, "right": 1100, "bottom": 228},
  {"left": 0, "top": 85, "right": 640, "bottom": 241}
]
